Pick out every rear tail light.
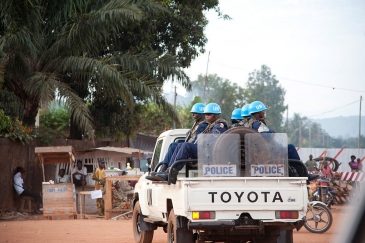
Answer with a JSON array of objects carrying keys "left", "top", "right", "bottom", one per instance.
[
  {"left": 192, "top": 211, "right": 216, "bottom": 220},
  {"left": 275, "top": 211, "right": 298, "bottom": 219}
]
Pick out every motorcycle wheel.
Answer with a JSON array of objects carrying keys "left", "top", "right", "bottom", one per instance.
[{"left": 304, "top": 204, "right": 333, "bottom": 233}]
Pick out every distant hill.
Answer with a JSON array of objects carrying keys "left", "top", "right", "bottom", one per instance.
[{"left": 313, "top": 116, "right": 365, "bottom": 138}]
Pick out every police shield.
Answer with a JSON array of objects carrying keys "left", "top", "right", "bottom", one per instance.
[
  {"left": 244, "top": 133, "right": 289, "bottom": 177},
  {"left": 197, "top": 134, "right": 240, "bottom": 177}
]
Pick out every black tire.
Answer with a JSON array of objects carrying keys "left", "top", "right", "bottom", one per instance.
[
  {"left": 304, "top": 204, "right": 333, "bottom": 233},
  {"left": 167, "top": 209, "right": 194, "bottom": 243},
  {"left": 132, "top": 201, "right": 154, "bottom": 243},
  {"left": 314, "top": 157, "right": 340, "bottom": 172},
  {"left": 276, "top": 229, "right": 293, "bottom": 243}
]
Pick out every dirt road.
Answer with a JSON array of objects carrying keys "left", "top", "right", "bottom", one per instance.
[{"left": 0, "top": 205, "right": 348, "bottom": 243}]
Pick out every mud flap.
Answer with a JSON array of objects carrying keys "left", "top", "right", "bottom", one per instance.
[
  {"left": 139, "top": 214, "right": 158, "bottom": 231},
  {"left": 276, "top": 230, "right": 293, "bottom": 243}
]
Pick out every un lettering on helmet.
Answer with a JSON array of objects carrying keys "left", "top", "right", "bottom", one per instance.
[
  {"left": 213, "top": 106, "right": 220, "bottom": 111},
  {"left": 256, "top": 104, "right": 263, "bottom": 109}
]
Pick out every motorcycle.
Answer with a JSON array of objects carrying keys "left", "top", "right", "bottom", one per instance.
[
  {"left": 309, "top": 176, "right": 335, "bottom": 208},
  {"left": 304, "top": 201, "right": 333, "bottom": 233}
]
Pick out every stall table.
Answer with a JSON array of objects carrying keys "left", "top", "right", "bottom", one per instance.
[
  {"left": 35, "top": 146, "right": 76, "bottom": 219},
  {"left": 105, "top": 175, "right": 141, "bottom": 220}
]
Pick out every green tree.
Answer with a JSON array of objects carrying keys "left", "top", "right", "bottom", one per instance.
[
  {"left": 244, "top": 65, "right": 286, "bottom": 131},
  {"left": 178, "top": 96, "right": 204, "bottom": 128},
  {"left": 0, "top": 89, "right": 24, "bottom": 120},
  {"left": 0, "top": 0, "right": 190, "bottom": 140},
  {"left": 185, "top": 74, "right": 245, "bottom": 120},
  {"left": 138, "top": 102, "right": 178, "bottom": 136}
]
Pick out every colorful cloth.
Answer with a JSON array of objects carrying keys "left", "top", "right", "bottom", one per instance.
[
  {"left": 112, "top": 188, "right": 131, "bottom": 209},
  {"left": 93, "top": 168, "right": 106, "bottom": 215},
  {"left": 321, "top": 166, "right": 333, "bottom": 178},
  {"left": 349, "top": 161, "right": 360, "bottom": 172}
]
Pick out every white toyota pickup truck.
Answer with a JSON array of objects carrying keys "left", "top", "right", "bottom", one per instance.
[{"left": 132, "top": 127, "right": 308, "bottom": 243}]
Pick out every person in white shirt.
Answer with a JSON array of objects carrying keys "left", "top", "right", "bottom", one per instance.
[
  {"left": 13, "top": 167, "right": 43, "bottom": 214},
  {"left": 55, "top": 169, "right": 70, "bottom": 184},
  {"left": 72, "top": 161, "right": 87, "bottom": 191}
]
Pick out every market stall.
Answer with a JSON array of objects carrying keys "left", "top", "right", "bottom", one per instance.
[{"left": 35, "top": 146, "right": 76, "bottom": 219}]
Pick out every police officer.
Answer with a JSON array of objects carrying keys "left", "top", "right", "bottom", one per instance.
[
  {"left": 230, "top": 108, "right": 243, "bottom": 128},
  {"left": 232, "top": 104, "right": 251, "bottom": 128},
  {"left": 151, "top": 103, "right": 228, "bottom": 184},
  {"left": 146, "top": 103, "right": 208, "bottom": 180},
  {"left": 247, "top": 101, "right": 300, "bottom": 160}
]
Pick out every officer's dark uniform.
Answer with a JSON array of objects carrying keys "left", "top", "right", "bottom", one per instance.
[
  {"left": 159, "top": 121, "right": 208, "bottom": 167},
  {"left": 167, "top": 118, "right": 228, "bottom": 170},
  {"left": 249, "top": 118, "right": 300, "bottom": 160}
]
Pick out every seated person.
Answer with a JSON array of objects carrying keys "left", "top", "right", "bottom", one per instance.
[
  {"left": 230, "top": 108, "right": 243, "bottom": 128},
  {"left": 13, "top": 167, "right": 43, "bottom": 214},
  {"left": 112, "top": 181, "right": 131, "bottom": 209},
  {"left": 246, "top": 101, "right": 301, "bottom": 161},
  {"left": 55, "top": 169, "right": 70, "bottom": 184},
  {"left": 151, "top": 103, "right": 208, "bottom": 175},
  {"left": 321, "top": 161, "right": 333, "bottom": 179},
  {"left": 72, "top": 160, "right": 87, "bottom": 191},
  {"left": 120, "top": 180, "right": 134, "bottom": 195},
  {"left": 150, "top": 103, "right": 228, "bottom": 184}
]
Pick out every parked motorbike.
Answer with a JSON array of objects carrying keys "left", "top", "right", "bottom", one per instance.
[
  {"left": 310, "top": 176, "right": 335, "bottom": 208},
  {"left": 304, "top": 201, "right": 333, "bottom": 233}
]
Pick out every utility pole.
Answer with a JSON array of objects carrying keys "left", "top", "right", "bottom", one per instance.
[
  {"left": 309, "top": 121, "right": 312, "bottom": 147},
  {"left": 299, "top": 118, "right": 302, "bottom": 147},
  {"left": 173, "top": 86, "right": 177, "bottom": 129},
  {"left": 203, "top": 51, "right": 210, "bottom": 102},
  {"left": 286, "top": 105, "right": 289, "bottom": 133},
  {"left": 359, "top": 96, "right": 363, "bottom": 149}
]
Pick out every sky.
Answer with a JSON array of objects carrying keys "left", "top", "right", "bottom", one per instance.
[{"left": 164, "top": 0, "right": 365, "bottom": 119}]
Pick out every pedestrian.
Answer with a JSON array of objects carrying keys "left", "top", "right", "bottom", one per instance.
[
  {"left": 348, "top": 155, "right": 360, "bottom": 172},
  {"left": 13, "top": 167, "right": 43, "bottom": 214},
  {"left": 305, "top": 155, "right": 318, "bottom": 172},
  {"left": 357, "top": 158, "right": 363, "bottom": 172},
  {"left": 92, "top": 158, "right": 106, "bottom": 216}
]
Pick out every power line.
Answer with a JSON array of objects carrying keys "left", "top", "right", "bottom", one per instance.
[
  {"left": 210, "top": 61, "right": 365, "bottom": 93},
  {"left": 308, "top": 100, "right": 359, "bottom": 118}
]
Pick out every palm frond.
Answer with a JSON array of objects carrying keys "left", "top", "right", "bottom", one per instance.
[
  {"left": 53, "top": 56, "right": 134, "bottom": 108},
  {"left": 24, "top": 72, "right": 95, "bottom": 140}
]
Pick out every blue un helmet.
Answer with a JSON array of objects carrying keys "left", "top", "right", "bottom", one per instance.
[
  {"left": 203, "top": 103, "right": 221, "bottom": 114},
  {"left": 231, "top": 108, "right": 243, "bottom": 120},
  {"left": 241, "top": 104, "right": 250, "bottom": 117},
  {"left": 190, "top": 103, "right": 205, "bottom": 114},
  {"left": 249, "top": 101, "right": 267, "bottom": 114}
]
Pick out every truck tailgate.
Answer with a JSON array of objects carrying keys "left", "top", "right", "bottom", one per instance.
[{"left": 186, "top": 177, "right": 307, "bottom": 220}]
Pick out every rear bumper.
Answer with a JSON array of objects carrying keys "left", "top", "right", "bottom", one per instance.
[{"left": 188, "top": 220, "right": 305, "bottom": 231}]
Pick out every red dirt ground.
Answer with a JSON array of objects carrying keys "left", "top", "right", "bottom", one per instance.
[{"left": 0, "top": 204, "right": 348, "bottom": 243}]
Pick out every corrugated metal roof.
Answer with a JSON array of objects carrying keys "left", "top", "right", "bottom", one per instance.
[{"left": 77, "top": 146, "right": 148, "bottom": 155}]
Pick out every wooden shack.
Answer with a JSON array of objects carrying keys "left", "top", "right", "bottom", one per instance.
[{"left": 35, "top": 146, "right": 76, "bottom": 219}]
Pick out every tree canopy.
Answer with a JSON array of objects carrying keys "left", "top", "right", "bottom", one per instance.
[
  {"left": 244, "top": 65, "right": 286, "bottom": 131},
  {"left": 185, "top": 74, "right": 245, "bottom": 120},
  {"left": 0, "top": 0, "right": 227, "bottom": 141}
]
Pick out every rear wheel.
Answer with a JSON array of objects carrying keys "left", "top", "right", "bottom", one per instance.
[
  {"left": 304, "top": 203, "right": 333, "bottom": 233},
  {"left": 132, "top": 201, "right": 154, "bottom": 243},
  {"left": 167, "top": 209, "right": 194, "bottom": 243}
]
